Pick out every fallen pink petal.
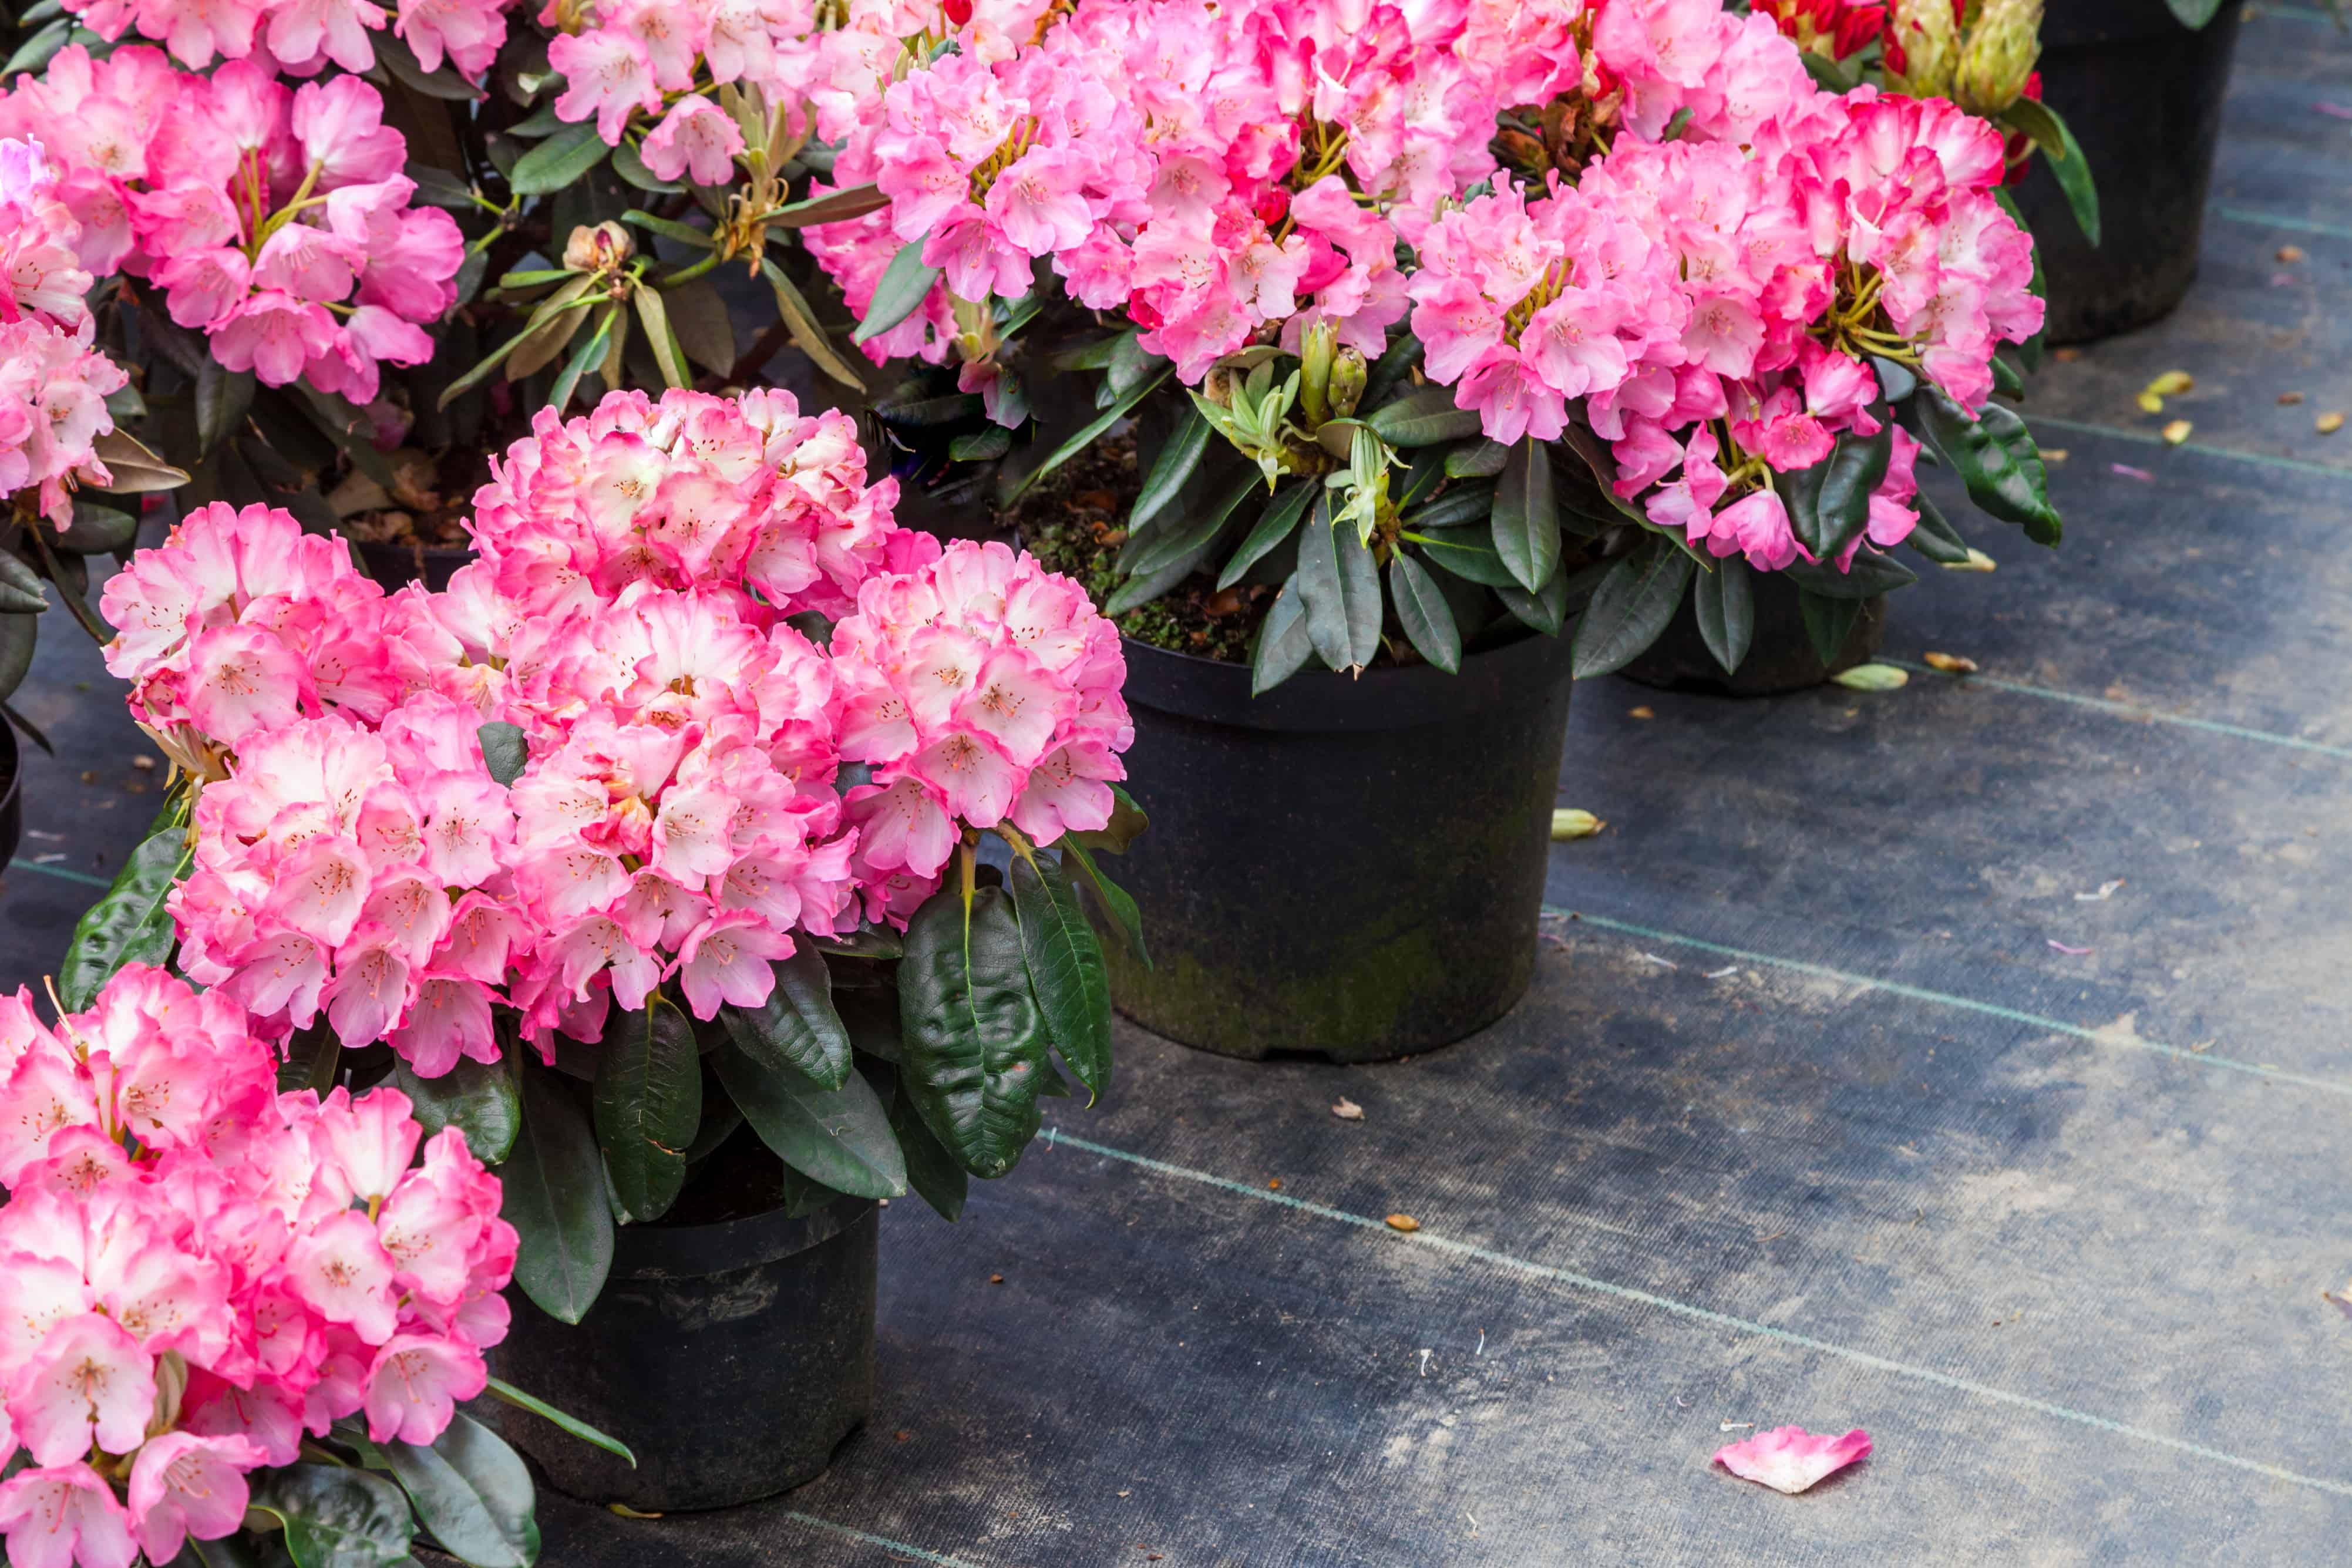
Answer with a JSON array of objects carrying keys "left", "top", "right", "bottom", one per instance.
[
  {"left": 2313, "top": 100, "right": 2352, "bottom": 118},
  {"left": 2111, "top": 464, "right": 2155, "bottom": 481},
  {"left": 1713, "top": 1426, "right": 1872, "bottom": 1494},
  {"left": 2048, "top": 940, "right": 2096, "bottom": 955}
]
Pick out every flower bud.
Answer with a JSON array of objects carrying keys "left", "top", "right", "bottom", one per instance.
[
  {"left": 1298, "top": 318, "right": 1338, "bottom": 425},
  {"left": 1952, "top": 0, "right": 2043, "bottom": 115},
  {"left": 1886, "top": 0, "right": 1961, "bottom": 95},
  {"left": 1327, "top": 346, "right": 1367, "bottom": 419},
  {"left": 562, "top": 220, "right": 635, "bottom": 273}
]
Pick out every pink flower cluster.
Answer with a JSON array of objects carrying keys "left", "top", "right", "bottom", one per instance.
[
  {"left": 0, "top": 964, "right": 514, "bottom": 1568},
  {"left": 102, "top": 390, "right": 1133, "bottom": 1075},
  {"left": 55, "top": 0, "right": 515, "bottom": 79},
  {"left": 0, "top": 139, "right": 125, "bottom": 527},
  {"left": 0, "top": 48, "right": 462, "bottom": 403}
]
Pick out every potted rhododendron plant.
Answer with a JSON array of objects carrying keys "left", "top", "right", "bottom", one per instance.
[
  {"left": 65, "top": 385, "right": 1142, "bottom": 1511},
  {"left": 814, "top": 0, "right": 2064, "bottom": 1059},
  {"left": 0, "top": 961, "right": 628, "bottom": 1568}
]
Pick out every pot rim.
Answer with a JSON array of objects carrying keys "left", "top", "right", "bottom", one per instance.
[
  {"left": 1118, "top": 623, "right": 1575, "bottom": 734},
  {"left": 611, "top": 1191, "right": 875, "bottom": 1279}
]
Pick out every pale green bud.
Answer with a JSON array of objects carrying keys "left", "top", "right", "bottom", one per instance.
[
  {"left": 1953, "top": 0, "right": 2043, "bottom": 115},
  {"left": 1887, "top": 0, "right": 1963, "bottom": 96}
]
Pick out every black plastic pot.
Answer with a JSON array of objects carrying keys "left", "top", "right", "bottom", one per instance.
[
  {"left": 1103, "top": 630, "right": 1574, "bottom": 1062},
  {"left": 1620, "top": 577, "right": 1885, "bottom": 696},
  {"left": 0, "top": 720, "right": 21, "bottom": 872},
  {"left": 352, "top": 538, "right": 474, "bottom": 593},
  {"left": 2010, "top": 0, "right": 2245, "bottom": 344},
  {"left": 494, "top": 1193, "right": 877, "bottom": 1512}
]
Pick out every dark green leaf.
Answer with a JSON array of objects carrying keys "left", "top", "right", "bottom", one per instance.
[
  {"left": 483, "top": 1377, "right": 635, "bottom": 1466},
  {"left": 1008, "top": 850, "right": 1111, "bottom": 1099},
  {"left": 0, "top": 550, "right": 46, "bottom": 614},
  {"left": 1570, "top": 537, "right": 1695, "bottom": 679},
  {"left": 619, "top": 210, "right": 714, "bottom": 249},
  {"left": 477, "top": 722, "right": 527, "bottom": 786},
  {"left": 949, "top": 428, "right": 1012, "bottom": 462},
  {"left": 1403, "top": 480, "right": 1496, "bottom": 531},
  {"left": 1903, "top": 492, "right": 1973, "bottom": 564},
  {"left": 853, "top": 241, "right": 941, "bottom": 343},
  {"left": 510, "top": 122, "right": 608, "bottom": 196},
  {"left": 1490, "top": 436, "right": 1560, "bottom": 593},
  {"left": 1779, "top": 550, "right": 1919, "bottom": 600},
  {"left": 58, "top": 805, "right": 189, "bottom": 1011},
  {"left": 1910, "top": 388, "right": 2062, "bottom": 544},
  {"left": 1405, "top": 524, "right": 1519, "bottom": 588},
  {"left": 1131, "top": 403, "right": 1210, "bottom": 530},
  {"left": 810, "top": 924, "right": 906, "bottom": 961},
  {"left": 1783, "top": 422, "right": 1892, "bottom": 562},
  {"left": 195, "top": 359, "right": 255, "bottom": 456},
  {"left": 1693, "top": 557, "right": 1753, "bottom": 675},
  {"left": 662, "top": 277, "right": 736, "bottom": 376},
  {"left": 898, "top": 886, "right": 1051, "bottom": 1178},
  {"left": 1294, "top": 493, "right": 1381, "bottom": 673},
  {"left": 0, "top": 613, "right": 32, "bottom": 702},
  {"left": 885, "top": 1081, "right": 967, "bottom": 1222},
  {"left": 2000, "top": 97, "right": 2100, "bottom": 245},
  {"left": 1870, "top": 356, "right": 1919, "bottom": 403},
  {"left": 1124, "top": 466, "right": 1260, "bottom": 579},
  {"left": 1, "top": 18, "right": 71, "bottom": 75},
  {"left": 395, "top": 1054, "right": 520, "bottom": 1163},
  {"left": 1066, "top": 783, "right": 1148, "bottom": 856},
  {"left": 1389, "top": 550, "right": 1460, "bottom": 672},
  {"left": 769, "top": 183, "right": 889, "bottom": 227},
  {"left": 712, "top": 1040, "right": 906, "bottom": 1197},
  {"left": 500, "top": 1065, "right": 613, "bottom": 1323},
  {"left": 1062, "top": 840, "right": 1145, "bottom": 967},
  {"left": 381, "top": 1415, "right": 537, "bottom": 1568},
  {"left": 1797, "top": 588, "right": 1863, "bottom": 665},
  {"left": 610, "top": 140, "right": 682, "bottom": 193},
  {"left": 1496, "top": 563, "right": 1569, "bottom": 637},
  {"left": 276, "top": 1022, "right": 340, "bottom": 1097},
  {"left": 593, "top": 997, "right": 702, "bottom": 1222},
  {"left": 1991, "top": 351, "right": 2025, "bottom": 401},
  {"left": 1249, "top": 575, "right": 1316, "bottom": 695},
  {"left": 758, "top": 257, "right": 866, "bottom": 392},
  {"left": 719, "top": 945, "right": 851, "bottom": 1089},
  {"left": 1447, "top": 440, "right": 1509, "bottom": 479},
  {"left": 1003, "top": 364, "right": 1174, "bottom": 506},
  {"left": 1217, "top": 480, "right": 1315, "bottom": 590},
  {"left": 1360, "top": 333, "right": 1422, "bottom": 408},
  {"left": 1367, "top": 386, "right": 1483, "bottom": 447},
  {"left": 547, "top": 305, "right": 616, "bottom": 414},
  {"left": 55, "top": 500, "right": 137, "bottom": 554},
  {"left": 250, "top": 1465, "right": 414, "bottom": 1568}
]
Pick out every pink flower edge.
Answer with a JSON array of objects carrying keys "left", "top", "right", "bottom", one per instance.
[{"left": 1713, "top": 1425, "right": 1871, "bottom": 1494}]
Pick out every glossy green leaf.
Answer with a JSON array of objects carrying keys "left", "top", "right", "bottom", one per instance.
[
  {"left": 768, "top": 182, "right": 887, "bottom": 227},
  {"left": 1, "top": 18, "right": 72, "bottom": 76},
  {"left": 1783, "top": 422, "right": 1892, "bottom": 563},
  {"left": 277, "top": 1022, "right": 340, "bottom": 1097},
  {"left": 1294, "top": 494, "right": 1381, "bottom": 673},
  {"left": 1779, "top": 550, "right": 1919, "bottom": 600},
  {"left": 499, "top": 1066, "right": 613, "bottom": 1323},
  {"left": 0, "top": 551, "right": 47, "bottom": 614},
  {"left": 1008, "top": 850, "right": 1112, "bottom": 1099},
  {"left": 611, "top": 140, "right": 684, "bottom": 193},
  {"left": 250, "top": 1465, "right": 414, "bottom": 1568},
  {"left": 885, "top": 1083, "right": 967, "bottom": 1222},
  {"left": 55, "top": 500, "right": 137, "bottom": 555},
  {"left": 1250, "top": 576, "right": 1316, "bottom": 695},
  {"left": 0, "top": 613, "right": 33, "bottom": 702},
  {"left": 1388, "top": 550, "right": 1460, "bottom": 673},
  {"left": 1403, "top": 524, "right": 1519, "bottom": 588},
  {"left": 712, "top": 1040, "right": 906, "bottom": 1197},
  {"left": 1693, "top": 557, "right": 1752, "bottom": 676},
  {"left": 1131, "top": 404, "right": 1210, "bottom": 530},
  {"left": 1003, "top": 364, "right": 1173, "bottom": 506},
  {"left": 2000, "top": 96, "right": 2100, "bottom": 245},
  {"left": 852, "top": 241, "right": 941, "bottom": 343},
  {"left": 395, "top": 1054, "right": 521, "bottom": 1164},
  {"left": 1446, "top": 440, "right": 1509, "bottom": 479},
  {"left": 1903, "top": 492, "right": 1973, "bottom": 564},
  {"left": 1911, "top": 388, "right": 2063, "bottom": 544},
  {"left": 758, "top": 256, "right": 866, "bottom": 391},
  {"left": 1067, "top": 783, "right": 1148, "bottom": 857},
  {"left": 381, "top": 1414, "right": 539, "bottom": 1568},
  {"left": 477, "top": 722, "right": 527, "bottom": 786},
  {"left": 484, "top": 1377, "right": 635, "bottom": 1466},
  {"left": 1062, "top": 839, "right": 1145, "bottom": 967},
  {"left": 593, "top": 997, "right": 702, "bottom": 1222},
  {"left": 1489, "top": 436, "right": 1560, "bottom": 593},
  {"left": 509, "top": 122, "right": 608, "bottom": 196},
  {"left": 899, "top": 884, "right": 1051, "bottom": 1178},
  {"left": 1217, "top": 480, "right": 1316, "bottom": 590},
  {"left": 1367, "top": 386, "right": 1482, "bottom": 447},
  {"left": 720, "top": 945, "right": 851, "bottom": 1090},
  {"left": 1569, "top": 537, "right": 1695, "bottom": 679},
  {"left": 1124, "top": 466, "right": 1260, "bottom": 579},
  {"left": 195, "top": 359, "right": 254, "bottom": 456},
  {"left": 1402, "top": 481, "right": 1496, "bottom": 531},
  {"left": 547, "top": 305, "right": 615, "bottom": 414},
  {"left": 1496, "top": 563, "right": 1569, "bottom": 637},
  {"left": 58, "top": 805, "right": 190, "bottom": 1011},
  {"left": 1797, "top": 588, "right": 1863, "bottom": 665},
  {"left": 377, "top": 31, "right": 484, "bottom": 99},
  {"left": 1361, "top": 332, "right": 1423, "bottom": 408}
]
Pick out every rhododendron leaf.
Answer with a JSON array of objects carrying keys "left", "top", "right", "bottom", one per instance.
[
  {"left": 1070, "top": 784, "right": 1149, "bottom": 857},
  {"left": 950, "top": 428, "right": 1013, "bottom": 462},
  {"left": 1296, "top": 494, "right": 1382, "bottom": 674},
  {"left": 812, "top": 925, "right": 906, "bottom": 963},
  {"left": 1785, "top": 423, "right": 1892, "bottom": 564},
  {"left": 406, "top": 163, "right": 479, "bottom": 211},
  {"left": 1250, "top": 576, "right": 1317, "bottom": 695},
  {"left": 1124, "top": 466, "right": 1259, "bottom": 580},
  {"left": 1005, "top": 364, "right": 1173, "bottom": 506},
  {"left": 1694, "top": 558, "right": 1754, "bottom": 676},
  {"left": 1448, "top": 440, "right": 1510, "bottom": 480},
  {"left": 1, "top": 18, "right": 69, "bottom": 76},
  {"left": 1368, "top": 387, "right": 1482, "bottom": 448},
  {"left": 500, "top": 1068, "right": 614, "bottom": 1323},
  {"left": 0, "top": 551, "right": 46, "bottom": 615},
  {"left": 1781, "top": 551, "right": 1919, "bottom": 600},
  {"left": 611, "top": 140, "right": 685, "bottom": 195},
  {"left": 1103, "top": 546, "right": 1210, "bottom": 616},
  {"left": 1910, "top": 389, "right": 2063, "bottom": 544},
  {"left": 899, "top": 886, "right": 1050, "bottom": 1179},
  {"left": 1990, "top": 351, "right": 2025, "bottom": 401},
  {"left": 477, "top": 722, "right": 527, "bottom": 787},
  {"left": 1362, "top": 333, "right": 1424, "bottom": 410},
  {"left": 279, "top": 1023, "right": 342, "bottom": 1096},
  {"left": 594, "top": 997, "right": 702, "bottom": 1222},
  {"left": 886, "top": 1082, "right": 967, "bottom": 1223},
  {"left": 511, "top": 123, "right": 610, "bottom": 197},
  {"left": 1405, "top": 524, "right": 1519, "bottom": 589},
  {"left": 854, "top": 241, "right": 943, "bottom": 344},
  {"left": 55, "top": 501, "right": 137, "bottom": 555},
  {"left": 2000, "top": 97, "right": 2100, "bottom": 245},
  {"left": 1105, "top": 332, "right": 1160, "bottom": 400},
  {"left": 658, "top": 278, "right": 735, "bottom": 377},
  {"left": 1052, "top": 330, "right": 1138, "bottom": 372},
  {"left": 1797, "top": 588, "right": 1864, "bottom": 666},
  {"left": 769, "top": 183, "right": 890, "bottom": 228},
  {"left": 715, "top": 1038, "right": 906, "bottom": 1197},
  {"left": 379, "top": 31, "right": 485, "bottom": 101},
  {"left": 1570, "top": 538, "right": 1695, "bottom": 679},
  {"left": 548, "top": 307, "right": 618, "bottom": 414},
  {"left": 59, "top": 805, "right": 190, "bottom": 1012},
  {"left": 1904, "top": 493, "right": 1973, "bottom": 565},
  {"left": 1398, "top": 446, "right": 1449, "bottom": 512},
  {"left": 1554, "top": 425, "right": 1651, "bottom": 527},
  {"left": 382, "top": 1414, "right": 538, "bottom": 1568},
  {"left": 636, "top": 285, "right": 696, "bottom": 390},
  {"left": 1491, "top": 437, "right": 1560, "bottom": 594},
  {"left": 1389, "top": 551, "right": 1461, "bottom": 674},
  {"left": 1132, "top": 404, "right": 1211, "bottom": 531},
  {"left": 396, "top": 1055, "right": 521, "bottom": 1165},
  {"left": 619, "top": 210, "right": 715, "bottom": 250},
  {"left": 89, "top": 429, "right": 190, "bottom": 496},
  {"left": 0, "top": 614, "right": 32, "bottom": 702},
  {"left": 1009, "top": 849, "right": 1112, "bottom": 1099},
  {"left": 196, "top": 361, "right": 255, "bottom": 457},
  {"left": 1497, "top": 563, "right": 1570, "bottom": 638},
  {"left": 1218, "top": 481, "right": 1316, "bottom": 591},
  {"left": 292, "top": 386, "right": 399, "bottom": 492},
  {"left": 484, "top": 1378, "right": 636, "bottom": 1467},
  {"left": 1404, "top": 480, "right": 1498, "bottom": 533},
  {"left": 250, "top": 1464, "right": 415, "bottom": 1567},
  {"left": 1870, "top": 356, "right": 1919, "bottom": 404},
  {"left": 721, "top": 945, "right": 852, "bottom": 1090},
  {"left": 872, "top": 390, "right": 984, "bottom": 428},
  {"left": 758, "top": 257, "right": 867, "bottom": 392}
]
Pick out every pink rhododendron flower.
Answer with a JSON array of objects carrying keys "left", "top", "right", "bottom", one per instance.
[{"left": 1714, "top": 1424, "right": 1872, "bottom": 1493}]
